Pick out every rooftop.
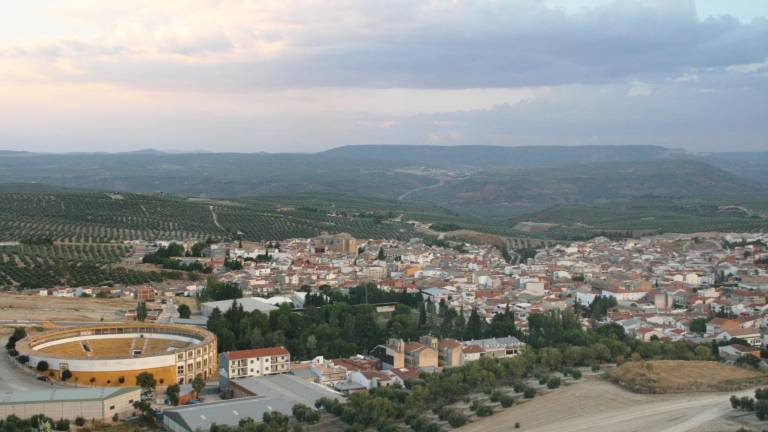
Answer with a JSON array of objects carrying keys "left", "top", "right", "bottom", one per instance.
[{"left": 0, "top": 387, "right": 139, "bottom": 405}]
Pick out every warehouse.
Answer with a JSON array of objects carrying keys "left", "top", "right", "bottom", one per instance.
[
  {"left": 164, "top": 375, "right": 342, "bottom": 432},
  {"left": 0, "top": 387, "right": 140, "bottom": 421}
]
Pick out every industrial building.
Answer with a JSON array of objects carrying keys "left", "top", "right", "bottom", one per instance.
[
  {"left": 165, "top": 374, "right": 342, "bottom": 432},
  {"left": 0, "top": 387, "right": 140, "bottom": 421}
]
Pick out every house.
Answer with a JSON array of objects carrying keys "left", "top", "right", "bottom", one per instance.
[
  {"left": 349, "top": 370, "right": 395, "bottom": 390},
  {"left": 706, "top": 318, "right": 739, "bottom": 335},
  {"left": 388, "top": 367, "right": 422, "bottom": 386},
  {"left": 460, "top": 336, "right": 526, "bottom": 359},
  {"left": 461, "top": 344, "right": 484, "bottom": 363},
  {"left": 219, "top": 347, "right": 291, "bottom": 379},
  {"left": 716, "top": 328, "right": 763, "bottom": 348},
  {"left": 403, "top": 341, "right": 439, "bottom": 369},
  {"left": 436, "top": 338, "right": 463, "bottom": 368},
  {"left": 719, "top": 344, "right": 762, "bottom": 364}
]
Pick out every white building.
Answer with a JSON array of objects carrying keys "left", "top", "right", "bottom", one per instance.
[{"left": 219, "top": 347, "right": 291, "bottom": 379}]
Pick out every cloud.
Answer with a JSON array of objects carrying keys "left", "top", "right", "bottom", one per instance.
[{"left": 2, "top": 0, "right": 767, "bottom": 91}]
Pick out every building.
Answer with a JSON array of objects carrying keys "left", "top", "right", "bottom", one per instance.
[
  {"left": 403, "top": 341, "right": 438, "bottom": 369},
  {"left": 200, "top": 297, "right": 279, "bottom": 317},
  {"left": 219, "top": 347, "right": 291, "bottom": 379},
  {"left": 717, "top": 328, "right": 763, "bottom": 347},
  {"left": 436, "top": 338, "right": 463, "bottom": 368},
  {"left": 311, "top": 233, "right": 358, "bottom": 255},
  {"left": 461, "top": 336, "right": 525, "bottom": 360},
  {"left": 167, "top": 375, "right": 342, "bottom": 432},
  {"left": 0, "top": 387, "right": 140, "bottom": 422},
  {"left": 135, "top": 285, "right": 155, "bottom": 302},
  {"left": 372, "top": 339, "right": 406, "bottom": 369},
  {"left": 14, "top": 324, "right": 217, "bottom": 386}
]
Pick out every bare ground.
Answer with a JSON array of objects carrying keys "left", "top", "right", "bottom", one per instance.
[
  {"left": 461, "top": 378, "right": 758, "bottom": 432},
  {"left": 611, "top": 360, "right": 765, "bottom": 393},
  {"left": 0, "top": 293, "right": 134, "bottom": 322}
]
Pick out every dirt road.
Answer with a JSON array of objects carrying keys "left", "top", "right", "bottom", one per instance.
[{"left": 463, "top": 379, "right": 752, "bottom": 432}]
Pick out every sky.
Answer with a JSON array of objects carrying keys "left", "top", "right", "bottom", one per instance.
[{"left": 0, "top": 0, "right": 766, "bottom": 153}]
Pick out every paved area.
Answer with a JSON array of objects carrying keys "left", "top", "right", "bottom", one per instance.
[{"left": 0, "top": 337, "right": 67, "bottom": 392}]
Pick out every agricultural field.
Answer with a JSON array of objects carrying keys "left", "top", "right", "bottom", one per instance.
[
  {"left": 508, "top": 197, "right": 768, "bottom": 238},
  {"left": 0, "top": 189, "right": 433, "bottom": 243},
  {"left": 0, "top": 243, "right": 187, "bottom": 290}
]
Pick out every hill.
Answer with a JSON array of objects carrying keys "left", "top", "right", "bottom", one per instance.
[
  {"left": 0, "top": 146, "right": 764, "bottom": 212},
  {"left": 610, "top": 360, "right": 765, "bottom": 394},
  {"left": 321, "top": 144, "right": 679, "bottom": 168},
  {"left": 405, "top": 159, "right": 762, "bottom": 215}
]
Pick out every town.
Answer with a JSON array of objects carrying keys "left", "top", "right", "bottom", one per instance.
[{"left": 2, "top": 230, "right": 768, "bottom": 431}]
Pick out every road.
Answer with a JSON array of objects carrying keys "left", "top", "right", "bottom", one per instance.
[
  {"left": 0, "top": 337, "right": 67, "bottom": 392},
  {"left": 209, "top": 205, "right": 224, "bottom": 230},
  {"left": 463, "top": 378, "right": 753, "bottom": 432},
  {"left": 398, "top": 178, "right": 445, "bottom": 201}
]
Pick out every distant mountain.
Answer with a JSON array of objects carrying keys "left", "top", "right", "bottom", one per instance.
[
  {"left": 702, "top": 152, "right": 768, "bottom": 184},
  {"left": 322, "top": 144, "right": 683, "bottom": 168},
  {"left": 0, "top": 145, "right": 764, "bottom": 217},
  {"left": 404, "top": 159, "right": 762, "bottom": 215}
]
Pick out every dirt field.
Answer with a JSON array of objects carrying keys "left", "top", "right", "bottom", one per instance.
[
  {"left": 0, "top": 293, "right": 134, "bottom": 322},
  {"left": 462, "top": 378, "right": 759, "bottom": 432},
  {"left": 174, "top": 295, "right": 200, "bottom": 313},
  {"left": 611, "top": 360, "right": 765, "bottom": 393}
]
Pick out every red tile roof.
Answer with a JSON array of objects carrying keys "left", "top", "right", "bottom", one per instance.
[
  {"left": 225, "top": 347, "right": 289, "bottom": 360},
  {"left": 462, "top": 344, "right": 484, "bottom": 354}
]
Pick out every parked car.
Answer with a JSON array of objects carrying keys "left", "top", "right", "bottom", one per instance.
[{"left": 36, "top": 376, "right": 50, "bottom": 382}]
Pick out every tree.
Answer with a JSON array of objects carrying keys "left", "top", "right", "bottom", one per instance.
[
  {"left": 166, "top": 384, "right": 180, "bottom": 406},
  {"left": 177, "top": 304, "right": 191, "bottom": 319},
  {"left": 192, "top": 373, "right": 206, "bottom": 398},
  {"left": 132, "top": 400, "right": 154, "bottom": 423},
  {"left": 377, "top": 247, "right": 386, "bottom": 261},
  {"left": 36, "top": 361, "right": 49, "bottom": 372},
  {"left": 465, "top": 308, "right": 484, "bottom": 340},
  {"left": 61, "top": 369, "right": 72, "bottom": 381},
  {"left": 136, "top": 301, "right": 148, "bottom": 322},
  {"left": 690, "top": 317, "right": 708, "bottom": 334},
  {"left": 540, "top": 348, "right": 562, "bottom": 371},
  {"left": 136, "top": 372, "right": 156, "bottom": 396}
]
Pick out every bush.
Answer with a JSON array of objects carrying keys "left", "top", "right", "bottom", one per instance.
[
  {"left": 475, "top": 404, "right": 494, "bottom": 417},
  {"left": 591, "top": 365, "right": 600, "bottom": 372},
  {"left": 74, "top": 417, "right": 85, "bottom": 426},
  {"left": 36, "top": 360, "right": 49, "bottom": 372},
  {"left": 447, "top": 411, "right": 467, "bottom": 428},
  {"left": 571, "top": 369, "right": 582, "bottom": 379},
  {"left": 17, "top": 355, "right": 29, "bottom": 364},
  {"left": 61, "top": 369, "right": 72, "bottom": 381},
  {"left": 757, "top": 400, "right": 768, "bottom": 421},
  {"left": 730, "top": 395, "right": 740, "bottom": 409},
  {"left": 112, "top": 413, "right": 119, "bottom": 422},
  {"left": 547, "top": 377, "right": 561, "bottom": 389},
  {"left": 523, "top": 387, "right": 536, "bottom": 399},
  {"left": 54, "top": 418, "right": 70, "bottom": 431},
  {"left": 499, "top": 394, "right": 515, "bottom": 408},
  {"left": 489, "top": 391, "right": 503, "bottom": 403}
]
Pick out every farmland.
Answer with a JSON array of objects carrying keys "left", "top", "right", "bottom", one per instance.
[
  {"left": 0, "top": 243, "right": 187, "bottom": 290},
  {"left": 0, "top": 190, "right": 427, "bottom": 243}
]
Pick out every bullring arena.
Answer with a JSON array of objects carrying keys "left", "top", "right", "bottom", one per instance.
[{"left": 15, "top": 323, "right": 217, "bottom": 387}]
